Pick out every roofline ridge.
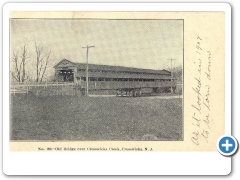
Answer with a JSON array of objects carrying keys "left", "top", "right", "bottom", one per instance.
[
  {"left": 75, "top": 62, "right": 166, "bottom": 72},
  {"left": 55, "top": 59, "right": 171, "bottom": 75}
]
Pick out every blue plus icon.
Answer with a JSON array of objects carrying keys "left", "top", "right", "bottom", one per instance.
[{"left": 217, "top": 136, "right": 238, "bottom": 156}]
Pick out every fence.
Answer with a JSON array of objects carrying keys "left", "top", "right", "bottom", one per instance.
[
  {"left": 10, "top": 82, "right": 76, "bottom": 96},
  {"left": 10, "top": 81, "right": 179, "bottom": 96}
]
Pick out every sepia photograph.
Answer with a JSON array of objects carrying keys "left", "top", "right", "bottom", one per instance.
[{"left": 10, "top": 18, "right": 183, "bottom": 141}]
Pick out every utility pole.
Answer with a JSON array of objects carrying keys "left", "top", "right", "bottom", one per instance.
[
  {"left": 167, "top": 58, "right": 175, "bottom": 93},
  {"left": 82, "top": 45, "right": 95, "bottom": 96}
]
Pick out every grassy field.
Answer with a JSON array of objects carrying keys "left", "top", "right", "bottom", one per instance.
[{"left": 10, "top": 94, "right": 183, "bottom": 141}]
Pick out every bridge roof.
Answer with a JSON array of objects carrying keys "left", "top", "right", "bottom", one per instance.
[{"left": 54, "top": 59, "right": 171, "bottom": 76}]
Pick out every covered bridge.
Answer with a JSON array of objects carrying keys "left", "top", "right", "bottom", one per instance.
[{"left": 54, "top": 59, "right": 175, "bottom": 95}]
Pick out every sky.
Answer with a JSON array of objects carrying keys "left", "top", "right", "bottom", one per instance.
[{"left": 10, "top": 19, "right": 183, "bottom": 78}]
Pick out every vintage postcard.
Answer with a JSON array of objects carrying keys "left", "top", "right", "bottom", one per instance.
[{"left": 3, "top": 3, "right": 232, "bottom": 175}]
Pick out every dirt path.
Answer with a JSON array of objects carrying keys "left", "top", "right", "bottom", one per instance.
[
  {"left": 89, "top": 94, "right": 183, "bottom": 99},
  {"left": 89, "top": 95, "right": 116, "bottom": 97}
]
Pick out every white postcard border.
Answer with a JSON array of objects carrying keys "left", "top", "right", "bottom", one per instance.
[{"left": 3, "top": 3, "right": 231, "bottom": 175}]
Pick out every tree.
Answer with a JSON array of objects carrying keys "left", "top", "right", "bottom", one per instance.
[
  {"left": 10, "top": 45, "right": 28, "bottom": 82},
  {"left": 11, "top": 51, "right": 21, "bottom": 82},
  {"left": 21, "top": 45, "right": 27, "bottom": 82},
  {"left": 35, "top": 42, "right": 52, "bottom": 82},
  {"left": 172, "top": 66, "right": 182, "bottom": 84}
]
